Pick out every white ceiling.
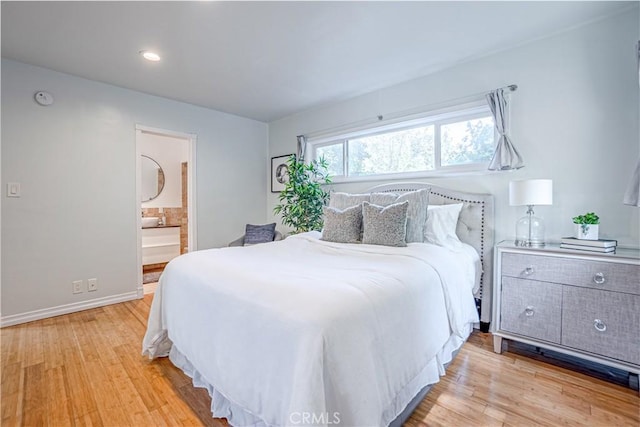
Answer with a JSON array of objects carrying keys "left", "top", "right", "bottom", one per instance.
[{"left": 1, "top": 1, "right": 633, "bottom": 122}]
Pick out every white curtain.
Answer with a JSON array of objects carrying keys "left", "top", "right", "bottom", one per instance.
[
  {"left": 486, "top": 88, "right": 524, "bottom": 171},
  {"left": 296, "top": 135, "right": 307, "bottom": 161},
  {"left": 623, "top": 160, "right": 640, "bottom": 206},
  {"left": 623, "top": 41, "right": 640, "bottom": 206}
]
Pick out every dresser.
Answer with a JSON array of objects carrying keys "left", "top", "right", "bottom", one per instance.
[{"left": 492, "top": 242, "right": 640, "bottom": 389}]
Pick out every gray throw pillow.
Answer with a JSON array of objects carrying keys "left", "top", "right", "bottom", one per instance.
[
  {"left": 244, "top": 223, "right": 276, "bottom": 246},
  {"left": 369, "top": 189, "right": 429, "bottom": 243},
  {"left": 397, "top": 189, "right": 430, "bottom": 243},
  {"left": 362, "top": 201, "right": 409, "bottom": 247},
  {"left": 321, "top": 205, "right": 363, "bottom": 243},
  {"left": 370, "top": 192, "right": 399, "bottom": 206},
  {"left": 329, "top": 192, "right": 371, "bottom": 210}
]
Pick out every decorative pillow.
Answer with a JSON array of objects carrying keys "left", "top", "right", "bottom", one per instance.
[
  {"left": 370, "top": 192, "right": 399, "bottom": 206},
  {"left": 362, "top": 201, "right": 409, "bottom": 247},
  {"left": 329, "top": 192, "right": 371, "bottom": 210},
  {"left": 244, "top": 223, "right": 276, "bottom": 246},
  {"left": 424, "top": 203, "right": 464, "bottom": 250},
  {"left": 370, "top": 189, "right": 430, "bottom": 243},
  {"left": 321, "top": 205, "right": 363, "bottom": 244}
]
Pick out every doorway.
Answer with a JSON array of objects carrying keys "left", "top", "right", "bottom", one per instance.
[{"left": 135, "top": 125, "right": 197, "bottom": 297}]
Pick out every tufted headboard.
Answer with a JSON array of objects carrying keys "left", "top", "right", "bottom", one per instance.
[{"left": 367, "top": 182, "right": 494, "bottom": 326}]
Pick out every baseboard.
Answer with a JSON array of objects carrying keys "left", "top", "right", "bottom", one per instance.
[{"left": 1, "top": 291, "right": 140, "bottom": 327}]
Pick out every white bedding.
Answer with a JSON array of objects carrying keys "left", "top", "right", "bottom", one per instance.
[{"left": 143, "top": 231, "right": 479, "bottom": 427}]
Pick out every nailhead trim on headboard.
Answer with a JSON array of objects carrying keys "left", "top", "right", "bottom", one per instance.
[{"left": 428, "top": 190, "right": 486, "bottom": 298}]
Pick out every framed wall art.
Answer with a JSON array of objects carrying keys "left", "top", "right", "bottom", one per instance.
[{"left": 271, "top": 154, "right": 293, "bottom": 193}]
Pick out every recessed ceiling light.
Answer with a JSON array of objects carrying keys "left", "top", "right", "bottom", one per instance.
[{"left": 140, "top": 50, "right": 161, "bottom": 62}]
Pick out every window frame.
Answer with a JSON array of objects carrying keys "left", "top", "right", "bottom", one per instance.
[{"left": 309, "top": 101, "right": 497, "bottom": 183}]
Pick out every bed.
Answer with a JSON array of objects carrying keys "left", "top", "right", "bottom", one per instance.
[{"left": 143, "top": 182, "right": 494, "bottom": 426}]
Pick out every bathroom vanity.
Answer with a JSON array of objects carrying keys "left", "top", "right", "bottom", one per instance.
[{"left": 141, "top": 225, "right": 181, "bottom": 266}]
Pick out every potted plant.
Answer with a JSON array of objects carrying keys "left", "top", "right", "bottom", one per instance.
[
  {"left": 273, "top": 155, "right": 331, "bottom": 233},
  {"left": 572, "top": 212, "right": 600, "bottom": 240}
]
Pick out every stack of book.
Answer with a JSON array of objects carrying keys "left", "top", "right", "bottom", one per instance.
[{"left": 560, "top": 237, "right": 617, "bottom": 253}]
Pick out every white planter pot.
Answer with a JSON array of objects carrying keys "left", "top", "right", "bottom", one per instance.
[{"left": 574, "top": 224, "right": 599, "bottom": 240}]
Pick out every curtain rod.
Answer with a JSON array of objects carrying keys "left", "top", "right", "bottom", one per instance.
[{"left": 302, "top": 83, "right": 518, "bottom": 141}]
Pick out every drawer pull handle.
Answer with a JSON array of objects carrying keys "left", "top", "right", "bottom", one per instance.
[
  {"left": 593, "top": 272, "right": 606, "bottom": 285},
  {"left": 525, "top": 306, "right": 535, "bottom": 317},
  {"left": 523, "top": 267, "right": 534, "bottom": 276},
  {"left": 594, "top": 319, "right": 607, "bottom": 332}
]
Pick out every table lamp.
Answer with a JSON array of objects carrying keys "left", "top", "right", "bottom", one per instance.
[{"left": 509, "top": 179, "right": 553, "bottom": 247}]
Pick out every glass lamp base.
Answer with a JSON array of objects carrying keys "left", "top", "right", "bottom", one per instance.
[{"left": 515, "top": 212, "right": 546, "bottom": 248}]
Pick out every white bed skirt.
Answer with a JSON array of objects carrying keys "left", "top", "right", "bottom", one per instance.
[{"left": 168, "top": 323, "right": 473, "bottom": 427}]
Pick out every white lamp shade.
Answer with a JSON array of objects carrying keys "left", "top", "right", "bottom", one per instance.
[{"left": 509, "top": 179, "right": 553, "bottom": 206}]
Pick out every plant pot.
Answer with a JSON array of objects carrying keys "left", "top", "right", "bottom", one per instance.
[{"left": 574, "top": 224, "right": 599, "bottom": 240}]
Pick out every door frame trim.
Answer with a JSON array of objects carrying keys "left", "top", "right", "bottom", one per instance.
[{"left": 135, "top": 124, "right": 197, "bottom": 297}]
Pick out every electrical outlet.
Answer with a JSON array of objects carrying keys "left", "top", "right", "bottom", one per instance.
[
  {"left": 88, "top": 278, "right": 98, "bottom": 292},
  {"left": 72, "top": 280, "right": 83, "bottom": 294}
]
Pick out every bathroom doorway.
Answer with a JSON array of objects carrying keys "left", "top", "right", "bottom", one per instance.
[{"left": 135, "top": 125, "right": 197, "bottom": 297}]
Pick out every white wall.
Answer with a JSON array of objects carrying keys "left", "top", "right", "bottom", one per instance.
[
  {"left": 140, "top": 131, "right": 189, "bottom": 208},
  {"left": 1, "top": 59, "right": 268, "bottom": 320},
  {"left": 268, "top": 9, "right": 640, "bottom": 248}
]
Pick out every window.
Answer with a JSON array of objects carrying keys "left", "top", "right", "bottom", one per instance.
[
  {"left": 310, "top": 103, "right": 496, "bottom": 181},
  {"left": 315, "top": 143, "right": 344, "bottom": 177}
]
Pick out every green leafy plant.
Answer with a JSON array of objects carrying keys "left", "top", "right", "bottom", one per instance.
[
  {"left": 572, "top": 212, "right": 600, "bottom": 225},
  {"left": 572, "top": 212, "right": 599, "bottom": 234},
  {"left": 273, "top": 155, "right": 331, "bottom": 233}
]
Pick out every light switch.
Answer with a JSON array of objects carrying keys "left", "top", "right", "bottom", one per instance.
[{"left": 7, "top": 182, "right": 21, "bottom": 198}]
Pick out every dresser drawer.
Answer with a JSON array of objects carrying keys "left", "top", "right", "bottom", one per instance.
[
  {"left": 562, "top": 287, "right": 640, "bottom": 365},
  {"left": 500, "top": 277, "right": 562, "bottom": 344},
  {"left": 501, "top": 253, "right": 640, "bottom": 295}
]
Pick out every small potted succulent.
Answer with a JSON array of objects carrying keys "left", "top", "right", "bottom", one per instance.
[{"left": 572, "top": 212, "right": 600, "bottom": 240}]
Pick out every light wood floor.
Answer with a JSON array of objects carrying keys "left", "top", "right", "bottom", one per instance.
[{"left": 2, "top": 295, "right": 638, "bottom": 427}]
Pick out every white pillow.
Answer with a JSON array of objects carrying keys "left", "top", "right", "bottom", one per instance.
[{"left": 424, "top": 203, "right": 464, "bottom": 250}]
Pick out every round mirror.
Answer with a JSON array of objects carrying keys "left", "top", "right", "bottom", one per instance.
[{"left": 141, "top": 155, "right": 165, "bottom": 202}]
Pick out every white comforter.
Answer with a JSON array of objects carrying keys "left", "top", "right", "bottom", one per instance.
[{"left": 143, "top": 232, "right": 479, "bottom": 427}]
